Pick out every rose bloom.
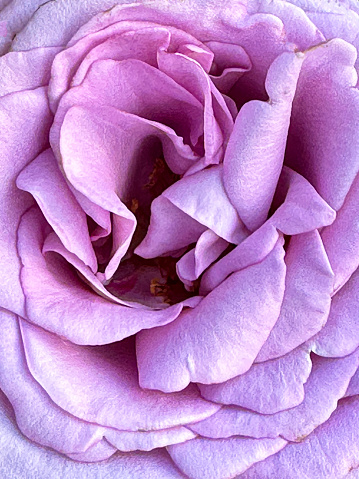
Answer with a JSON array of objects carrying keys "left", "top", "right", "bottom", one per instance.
[{"left": 1, "top": 0, "right": 359, "bottom": 477}]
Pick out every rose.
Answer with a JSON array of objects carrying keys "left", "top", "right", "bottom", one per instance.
[{"left": 1, "top": 0, "right": 359, "bottom": 478}]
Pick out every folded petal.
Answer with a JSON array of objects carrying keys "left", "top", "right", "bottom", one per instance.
[
  {"left": 286, "top": 39, "right": 359, "bottom": 211},
  {"left": 199, "top": 345, "right": 312, "bottom": 414},
  {"left": 321, "top": 172, "right": 359, "bottom": 294},
  {"left": 20, "top": 318, "right": 219, "bottom": 432},
  {"left": 268, "top": 166, "right": 336, "bottom": 235},
  {"left": 16, "top": 149, "right": 97, "bottom": 272},
  {"left": 0, "top": 309, "right": 108, "bottom": 456},
  {"left": 201, "top": 172, "right": 334, "bottom": 295},
  {"left": 136, "top": 165, "right": 247, "bottom": 259},
  {"left": 190, "top": 351, "right": 359, "bottom": 441},
  {"left": 137, "top": 239, "right": 285, "bottom": 392},
  {"left": 51, "top": 58, "right": 203, "bottom": 165},
  {"left": 206, "top": 40, "right": 251, "bottom": 94},
  {"left": 249, "top": 0, "right": 324, "bottom": 50},
  {"left": 241, "top": 396, "right": 359, "bottom": 479},
  {"left": 0, "top": 46, "right": 61, "bottom": 97},
  {"left": 312, "top": 267, "right": 359, "bottom": 358},
  {"left": 176, "top": 230, "right": 228, "bottom": 287},
  {"left": 167, "top": 435, "right": 287, "bottom": 479},
  {"left": 0, "top": 87, "right": 52, "bottom": 316},
  {"left": 0, "top": 384, "right": 186, "bottom": 478},
  {"left": 17, "top": 207, "right": 197, "bottom": 345},
  {"left": 223, "top": 51, "right": 304, "bottom": 231},
  {"left": 256, "top": 230, "right": 333, "bottom": 362}
]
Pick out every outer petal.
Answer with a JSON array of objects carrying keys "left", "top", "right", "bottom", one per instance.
[
  {"left": 241, "top": 396, "right": 359, "bottom": 479},
  {"left": 223, "top": 51, "right": 304, "bottom": 231},
  {"left": 256, "top": 230, "right": 333, "bottom": 362},
  {"left": 137, "top": 239, "right": 286, "bottom": 392},
  {"left": 19, "top": 318, "right": 219, "bottom": 432},
  {"left": 0, "top": 47, "right": 61, "bottom": 97},
  {"left": 17, "top": 207, "right": 198, "bottom": 345},
  {"left": 0, "top": 87, "right": 52, "bottom": 316},
  {"left": 313, "top": 267, "right": 359, "bottom": 358},
  {"left": 167, "top": 435, "right": 287, "bottom": 479},
  {"left": 201, "top": 168, "right": 335, "bottom": 295},
  {"left": 286, "top": 39, "right": 359, "bottom": 211},
  {"left": 0, "top": 389, "right": 186, "bottom": 478},
  {"left": 16, "top": 149, "right": 97, "bottom": 272},
  {"left": 321, "top": 172, "right": 359, "bottom": 294},
  {"left": 199, "top": 345, "right": 312, "bottom": 414},
  {"left": 190, "top": 351, "right": 359, "bottom": 441}
]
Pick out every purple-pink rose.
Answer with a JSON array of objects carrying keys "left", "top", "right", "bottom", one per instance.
[{"left": 1, "top": 0, "right": 359, "bottom": 477}]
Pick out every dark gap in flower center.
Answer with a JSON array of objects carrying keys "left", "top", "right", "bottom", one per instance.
[{"left": 101, "top": 142, "right": 198, "bottom": 307}]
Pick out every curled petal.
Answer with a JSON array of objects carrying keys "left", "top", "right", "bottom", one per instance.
[
  {"left": 224, "top": 51, "right": 304, "bottom": 231},
  {"left": 19, "top": 318, "right": 220, "bottom": 431},
  {"left": 137, "top": 239, "right": 286, "bottom": 392}
]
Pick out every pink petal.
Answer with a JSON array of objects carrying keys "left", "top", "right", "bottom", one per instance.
[
  {"left": 313, "top": 267, "right": 359, "bottom": 358},
  {"left": 256, "top": 230, "right": 333, "bottom": 362},
  {"left": 51, "top": 58, "right": 203, "bottom": 167},
  {"left": 19, "top": 318, "right": 220, "bottom": 431},
  {"left": 344, "top": 366, "right": 359, "bottom": 398},
  {"left": 0, "top": 87, "right": 52, "bottom": 316},
  {"left": 190, "top": 350, "right": 359, "bottom": 442},
  {"left": 0, "top": 0, "right": 46, "bottom": 54},
  {"left": 17, "top": 207, "right": 198, "bottom": 345},
  {"left": 176, "top": 230, "right": 228, "bottom": 287},
  {"left": 136, "top": 165, "right": 247, "bottom": 259},
  {"left": 164, "top": 165, "right": 248, "bottom": 243},
  {"left": 206, "top": 40, "right": 252, "bottom": 94},
  {"left": 0, "top": 47, "right": 61, "bottom": 97},
  {"left": 286, "top": 39, "right": 359, "bottom": 211},
  {"left": 167, "top": 435, "right": 287, "bottom": 479},
  {"left": 250, "top": 0, "right": 324, "bottom": 50},
  {"left": 134, "top": 195, "right": 206, "bottom": 260},
  {"left": 321, "top": 172, "right": 359, "bottom": 294},
  {"left": 241, "top": 396, "right": 359, "bottom": 479},
  {"left": 0, "top": 385, "right": 186, "bottom": 478},
  {"left": 201, "top": 172, "right": 334, "bottom": 295},
  {"left": 0, "top": 309, "right": 109, "bottom": 456},
  {"left": 223, "top": 51, "right": 304, "bottom": 231},
  {"left": 137, "top": 239, "right": 286, "bottom": 392},
  {"left": 268, "top": 166, "right": 336, "bottom": 235},
  {"left": 199, "top": 345, "right": 312, "bottom": 414},
  {"left": 16, "top": 149, "right": 97, "bottom": 272}
]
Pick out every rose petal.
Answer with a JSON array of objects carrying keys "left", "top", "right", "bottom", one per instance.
[
  {"left": 0, "top": 0, "right": 45, "bottom": 54},
  {"left": 0, "top": 385, "right": 186, "bottom": 478},
  {"left": 199, "top": 345, "right": 312, "bottom": 414},
  {"left": 286, "top": 38, "right": 359, "bottom": 211},
  {"left": 16, "top": 148, "right": 97, "bottom": 272},
  {"left": 0, "top": 309, "right": 108, "bottom": 456},
  {"left": 0, "top": 47, "right": 61, "bottom": 97},
  {"left": 167, "top": 435, "right": 287, "bottom": 479},
  {"left": 206, "top": 40, "right": 252, "bottom": 94},
  {"left": 176, "top": 230, "right": 228, "bottom": 287},
  {"left": 321, "top": 172, "right": 359, "bottom": 294},
  {"left": 18, "top": 207, "right": 198, "bottom": 345},
  {"left": 190, "top": 351, "right": 359, "bottom": 441},
  {"left": 223, "top": 51, "right": 304, "bottom": 231},
  {"left": 51, "top": 58, "right": 204, "bottom": 165},
  {"left": 0, "top": 87, "right": 52, "bottom": 316},
  {"left": 312, "top": 267, "right": 359, "bottom": 358},
  {"left": 256, "top": 229, "right": 333, "bottom": 362},
  {"left": 19, "top": 318, "right": 220, "bottom": 432},
  {"left": 241, "top": 396, "right": 359, "bottom": 479},
  {"left": 201, "top": 172, "right": 335, "bottom": 295},
  {"left": 249, "top": 0, "right": 324, "bottom": 50},
  {"left": 137, "top": 238, "right": 285, "bottom": 392}
]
